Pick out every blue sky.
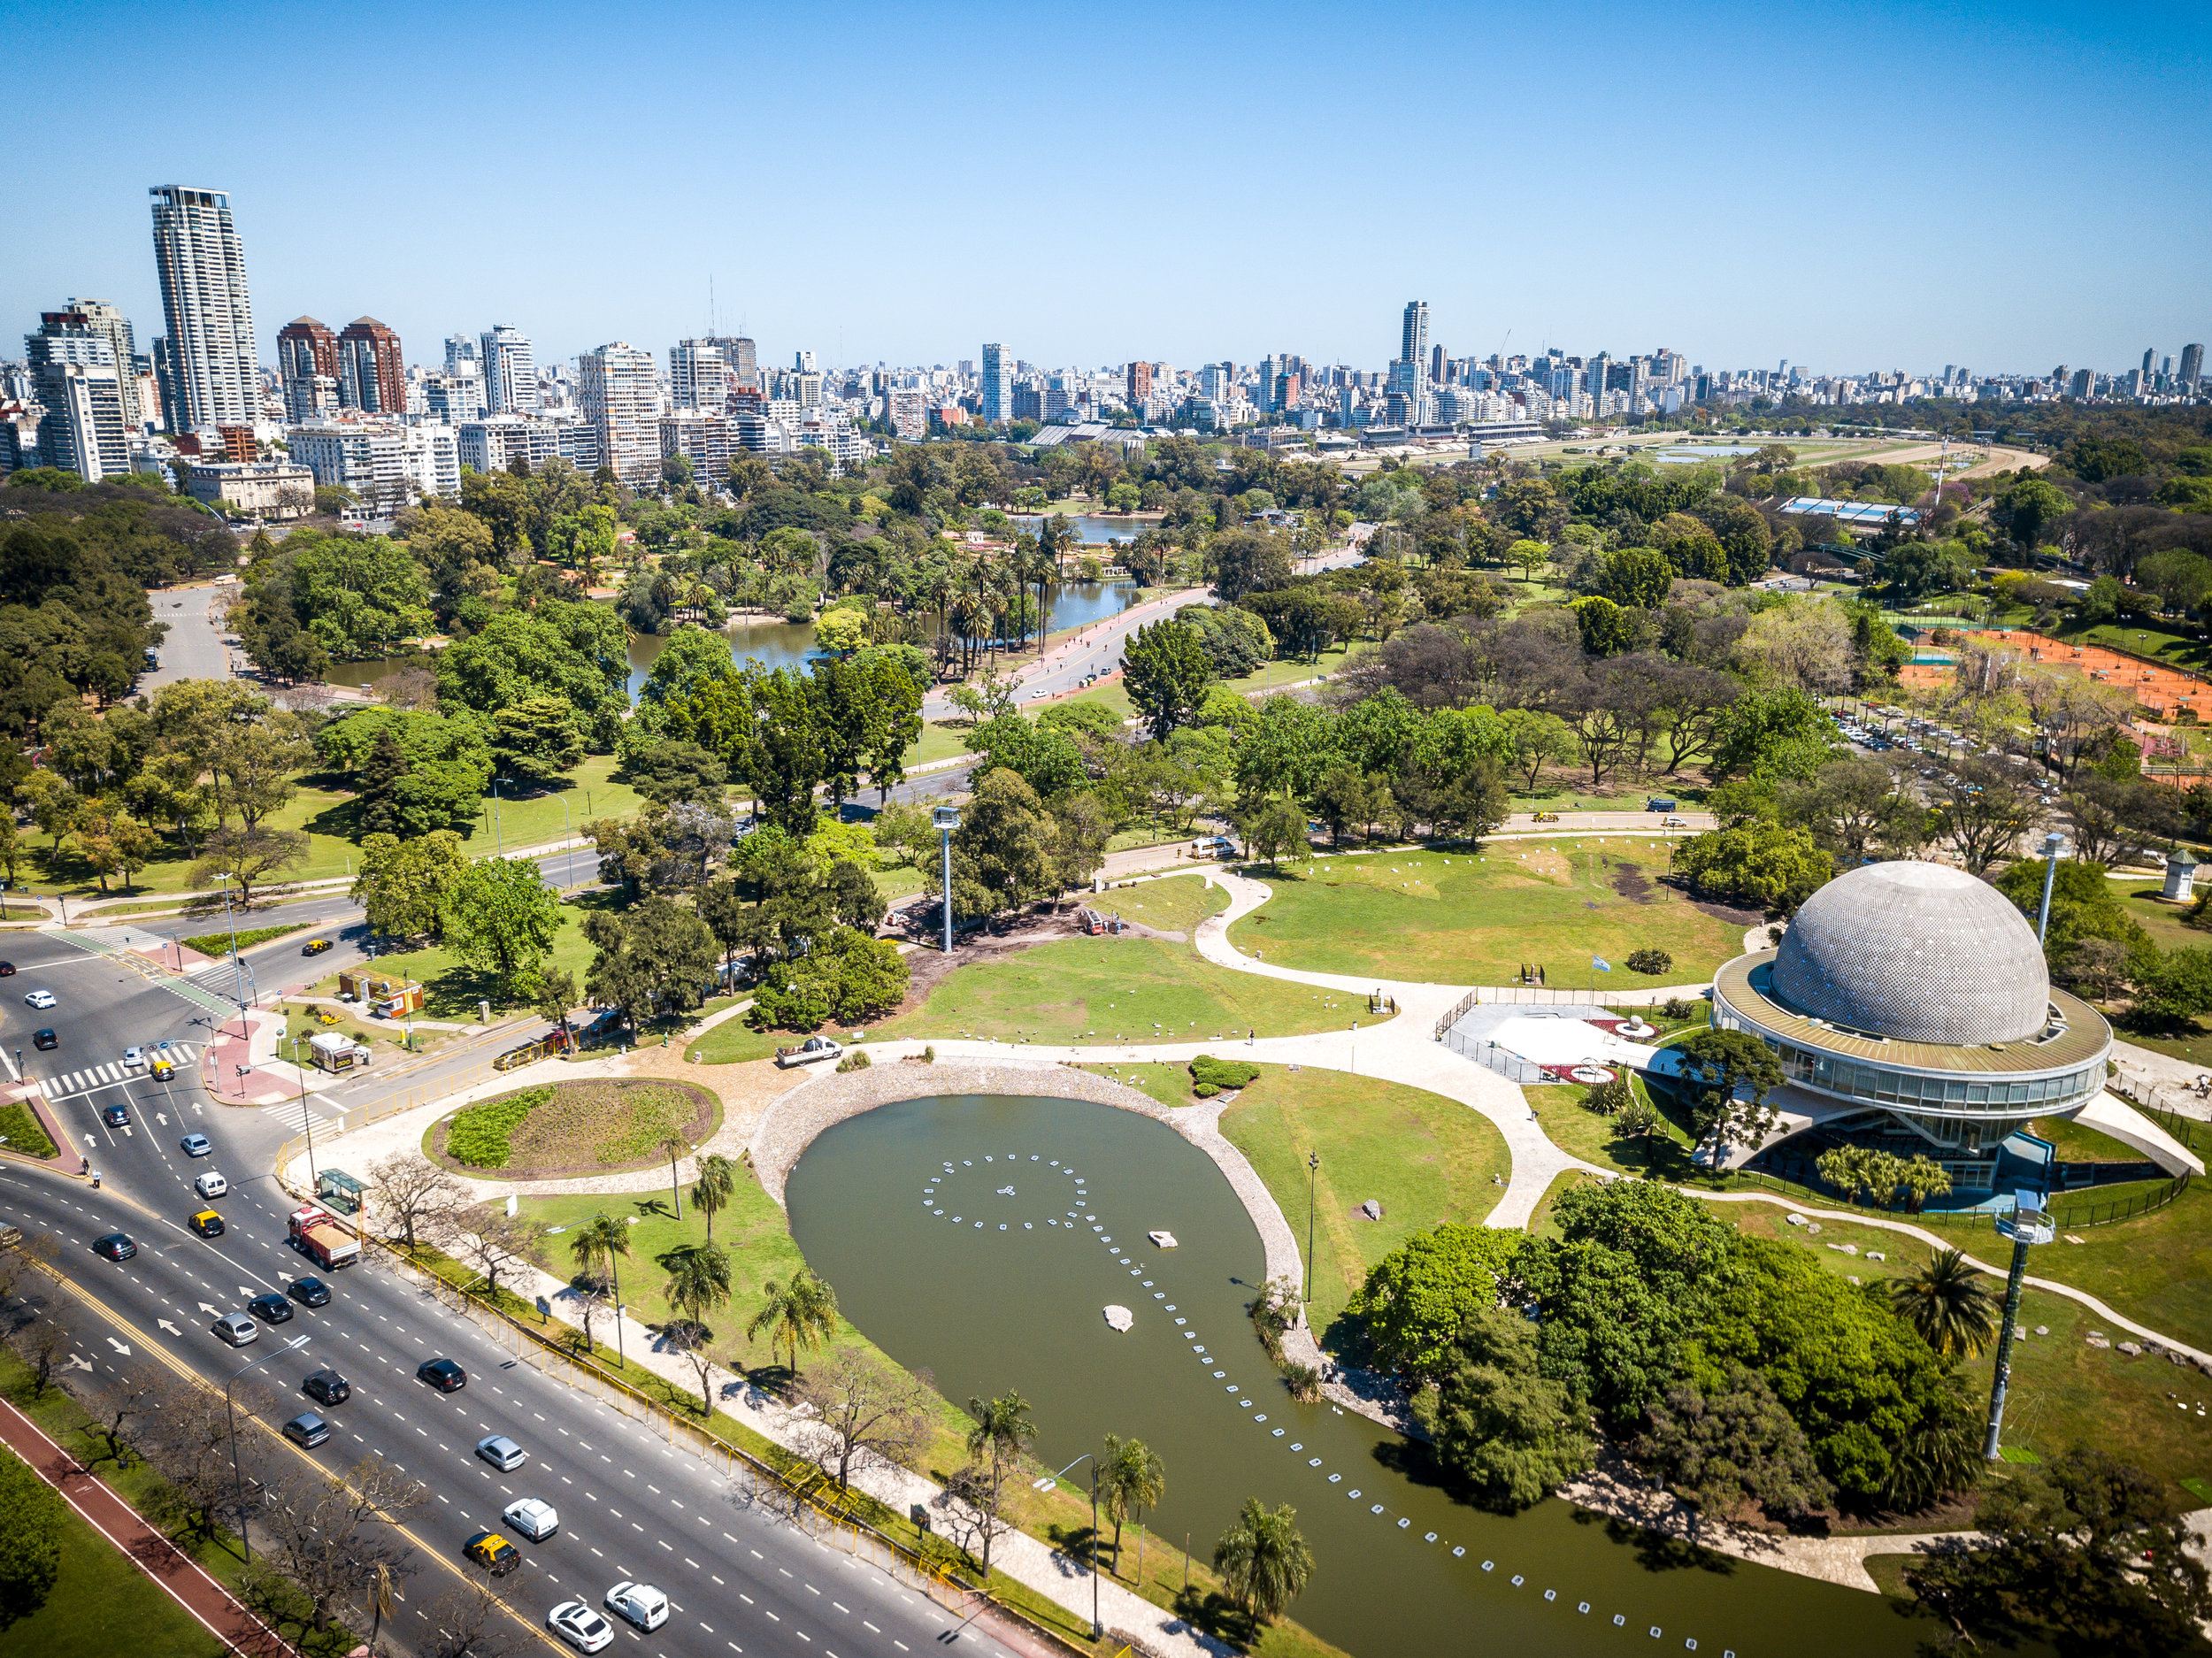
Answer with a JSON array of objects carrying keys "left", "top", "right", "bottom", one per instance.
[{"left": 8, "top": 0, "right": 2208, "bottom": 378}]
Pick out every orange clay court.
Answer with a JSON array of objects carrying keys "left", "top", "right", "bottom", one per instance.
[{"left": 1897, "top": 628, "right": 2212, "bottom": 723}]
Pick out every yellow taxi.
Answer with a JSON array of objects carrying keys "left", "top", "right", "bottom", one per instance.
[
  {"left": 188, "top": 1209, "right": 225, "bottom": 1238},
  {"left": 302, "top": 938, "right": 334, "bottom": 956},
  {"left": 150, "top": 1056, "right": 175, "bottom": 1081},
  {"left": 464, "top": 1531, "right": 520, "bottom": 1577}
]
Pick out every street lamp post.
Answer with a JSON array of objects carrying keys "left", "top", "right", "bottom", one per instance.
[
  {"left": 933, "top": 806, "right": 961, "bottom": 954},
  {"left": 492, "top": 777, "right": 511, "bottom": 856},
  {"left": 227, "top": 1333, "right": 311, "bottom": 1562},
  {"left": 217, "top": 872, "right": 250, "bottom": 1044},
  {"left": 1033, "top": 1454, "right": 1102, "bottom": 1639}
]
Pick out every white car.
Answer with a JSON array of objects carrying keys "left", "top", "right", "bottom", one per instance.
[
  {"left": 605, "top": 1582, "right": 670, "bottom": 1631},
  {"left": 476, "top": 1434, "right": 527, "bottom": 1470},
  {"left": 121, "top": 1047, "right": 148, "bottom": 1071},
  {"left": 503, "top": 1497, "right": 558, "bottom": 1540},
  {"left": 24, "top": 990, "right": 55, "bottom": 1009},
  {"left": 549, "top": 1601, "right": 614, "bottom": 1653},
  {"left": 193, "top": 1171, "right": 228, "bottom": 1200}
]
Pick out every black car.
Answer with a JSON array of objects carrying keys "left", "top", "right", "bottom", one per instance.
[
  {"left": 93, "top": 1232, "right": 135, "bottom": 1260},
  {"left": 417, "top": 1357, "right": 465, "bottom": 1393},
  {"left": 32, "top": 1029, "right": 57, "bottom": 1051},
  {"left": 302, "top": 1368, "right": 349, "bottom": 1405},
  {"left": 288, "top": 1276, "right": 331, "bottom": 1308},
  {"left": 247, "top": 1292, "right": 294, "bottom": 1324},
  {"left": 0, "top": 961, "right": 14, "bottom": 976},
  {"left": 103, "top": 1103, "right": 130, "bottom": 1128}
]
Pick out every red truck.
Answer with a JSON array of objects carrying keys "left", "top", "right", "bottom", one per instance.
[{"left": 288, "top": 1204, "right": 361, "bottom": 1270}]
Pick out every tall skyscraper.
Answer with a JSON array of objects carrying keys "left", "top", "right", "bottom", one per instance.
[
  {"left": 2143, "top": 347, "right": 2157, "bottom": 377},
  {"left": 2183, "top": 343, "right": 2206, "bottom": 388},
  {"left": 25, "top": 310, "right": 129, "bottom": 480},
  {"left": 338, "top": 319, "right": 405, "bottom": 414},
  {"left": 670, "top": 340, "right": 730, "bottom": 410},
  {"left": 61, "top": 299, "right": 142, "bottom": 428},
  {"left": 580, "top": 342, "right": 658, "bottom": 483},
  {"left": 1429, "top": 343, "right": 1446, "bottom": 385},
  {"left": 795, "top": 349, "right": 818, "bottom": 373},
  {"left": 981, "top": 343, "right": 1008, "bottom": 426},
  {"left": 1125, "top": 360, "right": 1152, "bottom": 410},
  {"left": 277, "top": 317, "right": 341, "bottom": 422},
  {"left": 149, "top": 186, "right": 257, "bottom": 431},
  {"left": 480, "top": 325, "right": 540, "bottom": 414},
  {"left": 446, "top": 333, "right": 481, "bottom": 376},
  {"left": 1400, "top": 301, "right": 1429, "bottom": 371},
  {"left": 1256, "top": 355, "right": 1279, "bottom": 413}
]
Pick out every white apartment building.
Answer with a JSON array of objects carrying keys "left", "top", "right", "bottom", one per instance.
[
  {"left": 659, "top": 411, "right": 734, "bottom": 482},
  {"left": 288, "top": 420, "right": 458, "bottom": 507},
  {"left": 423, "top": 369, "right": 486, "bottom": 424},
  {"left": 184, "top": 458, "right": 314, "bottom": 519},
  {"left": 580, "top": 342, "right": 658, "bottom": 484},
  {"left": 480, "top": 326, "right": 539, "bottom": 414},
  {"left": 150, "top": 186, "right": 258, "bottom": 430},
  {"left": 669, "top": 341, "right": 730, "bottom": 411}
]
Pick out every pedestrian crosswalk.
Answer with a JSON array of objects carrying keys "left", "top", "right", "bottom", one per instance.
[
  {"left": 35, "top": 1046, "right": 203, "bottom": 1101},
  {"left": 256, "top": 1097, "right": 347, "bottom": 1129}
]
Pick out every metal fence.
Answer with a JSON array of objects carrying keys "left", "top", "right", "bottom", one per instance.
[{"left": 1440, "top": 1027, "right": 1555, "bottom": 1084}]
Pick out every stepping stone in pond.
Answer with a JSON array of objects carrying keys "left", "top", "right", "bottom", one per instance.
[{"left": 1102, "top": 1305, "right": 1133, "bottom": 1332}]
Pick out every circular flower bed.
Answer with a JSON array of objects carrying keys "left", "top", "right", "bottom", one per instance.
[{"left": 425, "top": 1078, "right": 721, "bottom": 1179}]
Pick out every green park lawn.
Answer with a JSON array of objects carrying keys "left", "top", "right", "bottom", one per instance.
[
  {"left": 298, "top": 889, "right": 611, "bottom": 1025},
  {"left": 872, "top": 921, "right": 1390, "bottom": 1048},
  {"left": 1088, "top": 871, "right": 1228, "bottom": 934},
  {"left": 2059, "top": 619, "right": 2212, "bottom": 672},
  {"left": 1525, "top": 1080, "right": 1712, "bottom": 1185},
  {"left": 27, "top": 754, "right": 640, "bottom": 903},
  {"left": 1228, "top": 839, "right": 1743, "bottom": 988},
  {"left": 1217, "top": 1064, "right": 1513, "bottom": 1351}
]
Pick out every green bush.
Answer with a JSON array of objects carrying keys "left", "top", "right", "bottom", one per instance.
[
  {"left": 0, "top": 1103, "right": 58, "bottom": 1160},
  {"left": 1189, "top": 1054, "right": 1262, "bottom": 1093},
  {"left": 1662, "top": 996, "right": 1698, "bottom": 1021},
  {"left": 1625, "top": 948, "right": 1673, "bottom": 976},
  {"left": 445, "top": 1086, "right": 551, "bottom": 1169},
  {"left": 180, "top": 923, "right": 306, "bottom": 956},
  {"left": 1583, "top": 1076, "right": 1634, "bottom": 1116},
  {"left": 750, "top": 927, "right": 911, "bottom": 1032}
]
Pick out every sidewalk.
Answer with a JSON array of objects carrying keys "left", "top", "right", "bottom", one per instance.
[{"left": 0, "top": 1393, "right": 295, "bottom": 1657}]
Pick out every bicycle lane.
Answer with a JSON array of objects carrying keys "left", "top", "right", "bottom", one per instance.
[{"left": 0, "top": 1393, "right": 296, "bottom": 1657}]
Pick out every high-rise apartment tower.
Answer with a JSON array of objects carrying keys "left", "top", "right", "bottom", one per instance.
[
  {"left": 149, "top": 186, "right": 257, "bottom": 431},
  {"left": 480, "top": 325, "right": 540, "bottom": 414}
]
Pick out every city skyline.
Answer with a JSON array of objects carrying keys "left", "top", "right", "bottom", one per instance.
[{"left": 5, "top": 1, "right": 2207, "bottom": 376}]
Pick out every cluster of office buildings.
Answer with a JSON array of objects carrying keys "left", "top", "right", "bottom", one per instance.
[{"left": 7, "top": 186, "right": 2209, "bottom": 522}]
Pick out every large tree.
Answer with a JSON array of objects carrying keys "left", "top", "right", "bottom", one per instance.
[
  {"left": 351, "top": 830, "right": 468, "bottom": 940},
  {"left": 1417, "top": 1304, "right": 1594, "bottom": 1510},
  {"left": 1346, "top": 1224, "right": 1521, "bottom": 1382},
  {"left": 1121, "top": 618, "right": 1213, "bottom": 740},
  {"left": 1672, "top": 1028, "right": 1786, "bottom": 1163},
  {"left": 445, "top": 856, "right": 565, "bottom": 993}
]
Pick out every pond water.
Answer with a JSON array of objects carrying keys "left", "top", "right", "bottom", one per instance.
[
  {"left": 1011, "top": 514, "right": 1149, "bottom": 545},
  {"left": 327, "top": 583, "right": 1140, "bottom": 702},
  {"left": 786, "top": 1094, "right": 1950, "bottom": 1658}
]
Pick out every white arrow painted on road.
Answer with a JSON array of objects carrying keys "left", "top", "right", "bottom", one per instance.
[
  {"left": 157, "top": 1320, "right": 180, "bottom": 1336},
  {"left": 277, "top": 1270, "right": 294, "bottom": 1281},
  {"left": 156, "top": 1112, "right": 168, "bottom": 1125},
  {"left": 106, "top": 1337, "right": 131, "bottom": 1355},
  {"left": 198, "top": 1302, "right": 220, "bottom": 1315},
  {"left": 65, "top": 1354, "right": 92, "bottom": 1372},
  {"left": 236, "top": 1286, "right": 252, "bottom": 1297}
]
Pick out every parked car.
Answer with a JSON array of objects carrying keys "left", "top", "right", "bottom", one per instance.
[
  {"left": 188, "top": 1209, "right": 225, "bottom": 1238},
  {"left": 417, "top": 1357, "right": 465, "bottom": 1392},
  {"left": 549, "top": 1602, "right": 614, "bottom": 1652},
  {"left": 23, "top": 990, "right": 55, "bottom": 1009},
  {"left": 93, "top": 1232, "right": 136, "bottom": 1261},
  {"left": 283, "top": 1411, "right": 331, "bottom": 1448},
  {"left": 180, "top": 1133, "right": 212, "bottom": 1157},
  {"left": 503, "top": 1497, "right": 558, "bottom": 1540},
  {"left": 774, "top": 1035, "right": 843, "bottom": 1069},
  {"left": 303, "top": 1368, "right": 349, "bottom": 1405},
  {"left": 212, "top": 1312, "right": 258, "bottom": 1347},
  {"left": 248, "top": 1292, "right": 294, "bottom": 1324},
  {"left": 604, "top": 1583, "right": 670, "bottom": 1632},
  {"left": 476, "top": 1434, "right": 526, "bottom": 1471},
  {"left": 465, "top": 1531, "right": 521, "bottom": 1577},
  {"left": 288, "top": 1276, "right": 332, "bottom": 1308}
]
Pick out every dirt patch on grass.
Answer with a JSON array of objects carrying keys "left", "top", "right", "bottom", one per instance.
[
  {"left": 1610, "top": 865, "right": 1656, "bottom": 903},
  {"left": 427, "top": 1078, "right": 720, "bottom": 1180}
]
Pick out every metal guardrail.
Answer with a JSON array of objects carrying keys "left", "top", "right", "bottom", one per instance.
[
  {"left": 1440, "top": 1027, "right": 1554, "bottom": 1083},
  {"left": 1433, "top": 988, "right": 1479, "bottom": 1040}
]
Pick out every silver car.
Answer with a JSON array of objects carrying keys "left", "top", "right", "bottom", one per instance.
[
  {"left": 476, "top": 1434, "right": 526, "bottom": 1471},
  {"left": 212, "top": 1312, "right": 258, "bottom": 1347}
]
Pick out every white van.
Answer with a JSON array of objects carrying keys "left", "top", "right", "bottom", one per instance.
[{"left": 194, "top": 1171, "right": 228, "bottom": 1200}]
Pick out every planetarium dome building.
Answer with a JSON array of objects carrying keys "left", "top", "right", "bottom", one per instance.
[{"left": 1708, "top": 860, "right": 2113, "bottom": 1192}]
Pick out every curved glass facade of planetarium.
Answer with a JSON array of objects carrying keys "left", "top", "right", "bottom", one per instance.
[{"left": 1711, "top": 953, "right": 2112, "bottom": 1153}]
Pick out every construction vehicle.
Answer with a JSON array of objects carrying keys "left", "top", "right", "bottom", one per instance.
[{"left": 288, "top": 1203, "right": 361, "bottom": 1270}]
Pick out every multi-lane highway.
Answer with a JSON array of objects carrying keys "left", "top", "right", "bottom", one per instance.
[{"left": 0, "top": 933, "right": 1023, "bottom": 1658}]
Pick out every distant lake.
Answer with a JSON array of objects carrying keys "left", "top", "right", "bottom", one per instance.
[
  {"left": 330, "top": 580, "right": 1140, "bottom": 702},
  {"left": 1010, "top": 513, "right": 1150, "bottom": 545}
]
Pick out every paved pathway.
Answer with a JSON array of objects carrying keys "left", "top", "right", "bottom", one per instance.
[{"left": 0, "top": 1393, "right": 296, "bottom": 1656}]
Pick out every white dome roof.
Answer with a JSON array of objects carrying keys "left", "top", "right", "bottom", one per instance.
[{"left": 1770, "top": 862, "right": 2051, "bottom": 1046}]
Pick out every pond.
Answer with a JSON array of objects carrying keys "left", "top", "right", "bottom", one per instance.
[
  {"left": 326, "top": 583, "right": 1141, "bottom": 702},
  {"left": 1011, "top": 514, "right": 1150, "bottom": 546},
  {"left": 785, "top": 1094, "right": 1949, "bottom": 1658}
]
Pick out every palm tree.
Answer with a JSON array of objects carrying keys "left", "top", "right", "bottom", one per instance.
[
  {"left": 1891, "top": 1248, "right": 1999, "bottom": 1359},
  {"left": 1096, "top": 1433, "right": 1166, "bottom": 1574},
  {"left": 658, "top": 1131, "right": 689, "bottom": 1219},
  {"left": 691, "top": 1154, "right": 738, "bottom": 1245},
  {"left": 664, "top": 1242, "right": 733, "bottom": 1409},
  {"left": 964, "top": 1392, "right": 1036, "bottom": 1580},
  {"left": 1900, "top": 1154, "right": 1953, "bottom": 1214},
  {"left": 1212, "top": 1498, "right": 1313, "bottom": 1625},
  {"left": 572, "top": 1213, "right": 634, "bottom": 1367},
  {"left": 746, "top": 1268, "right": 840, "bottom": 1372}
]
